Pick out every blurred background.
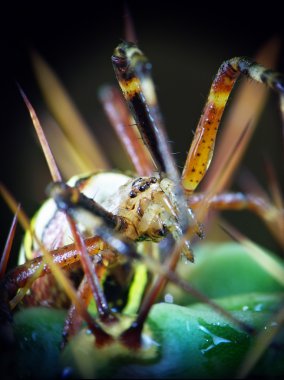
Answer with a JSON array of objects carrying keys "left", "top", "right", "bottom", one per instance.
[{"left": 1, "top": 0, "right": 284, "bottom": 267}]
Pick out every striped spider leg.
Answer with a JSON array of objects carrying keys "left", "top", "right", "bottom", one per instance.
[
  {"left": 180, "top": 54, "right": 284, "bottom": 245},
  {"left": 181, "top": 55, "right": 284, "bottom": 192}
]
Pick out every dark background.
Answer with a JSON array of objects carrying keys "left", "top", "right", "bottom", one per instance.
[{"left": 1, "top": 1, "right": 284, "bottom": 267}]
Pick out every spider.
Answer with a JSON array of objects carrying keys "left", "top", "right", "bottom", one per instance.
[{"left": 1, "top": 40, "right": 284, "bottom": 352}]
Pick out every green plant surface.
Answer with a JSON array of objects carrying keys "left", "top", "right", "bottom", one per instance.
[
  {"left": 165, "top": 242, "right": 284, "bottom": 305},
  {"left": 2, "top": 242, "right": 283, "bottom": 379}
]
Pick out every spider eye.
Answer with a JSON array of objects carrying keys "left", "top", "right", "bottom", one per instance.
[
  {"left": 129, "top": 190, "right": 137, "bottom": 198},
  {"left": 157, "top": 227, "right": 166, "bottom": 237},
  {"left": 138, "top": 182, "right": 150, "bottom": 192}
]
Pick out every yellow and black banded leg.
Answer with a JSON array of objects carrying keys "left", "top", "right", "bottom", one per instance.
[
  {"left": 181, "top": 58, "right": 284, "bottom": 193},
  {"left": 112, "top": 42, "right": 171, "bottom": 176},
  {"left": 112, "top": 41, "right": 195, "bottom": 240}
]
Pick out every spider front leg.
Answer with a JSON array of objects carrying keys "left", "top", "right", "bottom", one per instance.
[
  {"left": 111, "top": 42, "right": 200, "bottom": 253},
  {"left": 181, "top": 57, "right": 284, "bottom": 193}
]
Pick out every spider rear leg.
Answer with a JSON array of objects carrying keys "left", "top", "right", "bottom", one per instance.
[{"left": 181, "top": 58, "right": 284, "bottom": 193}]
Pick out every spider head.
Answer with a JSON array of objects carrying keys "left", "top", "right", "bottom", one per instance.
[{"left": 121, "top": 176, "right": 196, "bottom": 262}]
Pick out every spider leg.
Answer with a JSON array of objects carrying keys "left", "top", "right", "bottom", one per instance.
[
  {"left": 181, "top": 58, "right": 284, "bottom": 192},
  {"left": 48, "top": 181, "right": 127, "bottom": 232},
  {"left": 61, "top": 276, "right": 92, "bottom": 348},
  {"left": 201, "top": 38, "right": 281, "bottom": 193},
  {"left": 98, "top": 85, "right": 154, "bottom": 176},
  {"left": 112, "top": 42, "right": 176, "bottom": 178},
  {"left": 1, "top": 236, "right": 106, "bottom": 302},
  {"left": 189, "top": 192, "right": 277, "bottom": 217},
  {"left": 188, "top": 192, "right": 284, "bottom": 246},
  {"left": 112, "top": 42, "right": 196, "bottom": 243},
  {"left": 61, "top": 260, "right": 108, "bottom": 348}
]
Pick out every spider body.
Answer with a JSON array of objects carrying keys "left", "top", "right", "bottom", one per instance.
[
  {"left": 19, "top": 169, "right": 195, "bottom": 309},
  {"left": 24, "top": 171, "right": 196, "bottom": 251}
]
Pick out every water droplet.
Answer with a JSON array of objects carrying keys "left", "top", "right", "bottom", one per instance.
[
  {"left": 198, "top": 324, "right": 231, "bottom": 354},
  {"left": 254, "top": 303, "right": 264, "bottom": 312},
  {"left": 141, "top": 333, "right": 160, "bottom": 349},
  {"left": 164, "top": 293, "right": 174, "bottom": 303},
  {"left": 212, "top": 334, "right": 231, "bottom": 346},
  {"left": 242, "top": 305, "right": 249, "bottom": 311},
  {"left": 201, "top": 344, "right": 215, "bottom": 354}
]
